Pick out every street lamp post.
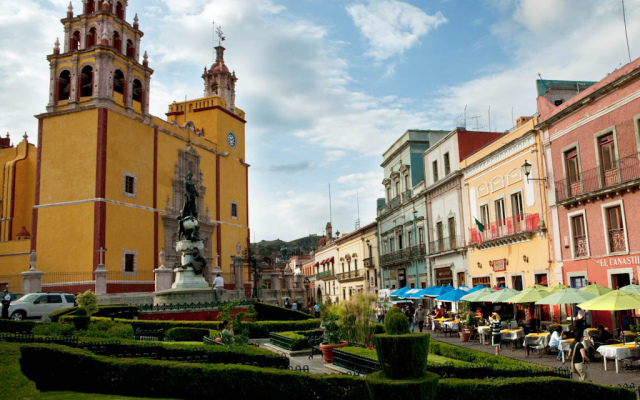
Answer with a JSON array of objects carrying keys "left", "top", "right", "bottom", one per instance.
[
  {"left": 303, "top": 277, "right": 310, "bottom": 309},
  {"left": 252, "top": 259, "right": 262, "bottom": 300}
]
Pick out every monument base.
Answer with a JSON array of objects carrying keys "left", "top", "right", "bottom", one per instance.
[
  {"left": 171, "top": 267, "right": 211, "bottom": 289},
  {"left": 153, "top": 287, "right": 217, "bottom": 305}
]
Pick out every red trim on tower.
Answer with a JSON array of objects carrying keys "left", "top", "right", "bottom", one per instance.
[
  {"left": 31, "top": 120, "right": 43, "bottom": 252},
  {"left": 153, "top": 128, "right": 158, "bottom": 269},
  {"left": 165, "top": 111, "right": 184, "bottom": 117},
  {"left": 246, "top": 162, "right": 251, "bottom": 280},
  {"left": 9, "top": 136, "right": 29, "bottom": 240},
  {"left": 93, "top": 108, "right": 108, "bottom": 270},
  {"left": 192, "top": 105, "right": 246, "bottom": 123},
  {"left": 216, "top": 154, "right": 221, "bottom": 264}
]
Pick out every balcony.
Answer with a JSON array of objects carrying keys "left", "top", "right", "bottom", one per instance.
[
  {"left": 555, "top": 153, "right": 640, "bottom": 206},
  {"left": 379, "top": 244, "right": 426, "bottom": 268},
  {"left": 316, "top": 269, "right": 334, "bottom": 280},
  {"left": 401, "top": 190, "right": 412, "bottom": 203},
  {"left": 469, "top": 213, "right": 540, "bottom": 249},
  {"left": 336, "top": 269, "right": 364, "bottom": 282},
  {"left": 363, "top": 257, "right": 373, "bottom": 268},
  {"left": 377, "top": 192, "right": 412, "bottom": 218},
  {"left": 428, "top": 235, "right": 465, "bottom": 255},
  {"left": 609, "top": 229, "right": 626, "bottom": 253}
]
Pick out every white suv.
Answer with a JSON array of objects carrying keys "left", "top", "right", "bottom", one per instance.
[{"left": 9, "top": 292, "right": 75, "bottom": 320}]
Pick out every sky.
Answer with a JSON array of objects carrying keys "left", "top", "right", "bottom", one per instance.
[{"left": 2, "top": 0, "right": 640, "bottom": 242}]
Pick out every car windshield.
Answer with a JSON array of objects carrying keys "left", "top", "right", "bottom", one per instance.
[{"left": 15, "top": 294, "right": 38, "bottom": 303}]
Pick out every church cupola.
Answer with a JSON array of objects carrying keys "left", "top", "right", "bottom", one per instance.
[{"left": 202, "top": 26, "right": 237, "bottom": 112}]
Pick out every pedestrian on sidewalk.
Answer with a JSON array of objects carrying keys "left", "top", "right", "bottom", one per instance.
[
  {"left": 568, "top": 334, "right": 590, "bottom": 381},
  {"left": 414, "top": 305, "right": 427, "bottom": 332},
  {"left": 490, "top": 312, "right": 502, "bottom": 356}
]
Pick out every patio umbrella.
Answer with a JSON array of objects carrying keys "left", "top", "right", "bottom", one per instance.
[
  {"left": 620, "top": 284, "right": 640, "bottom": 294},
  {"left": 576, "top": 290, "right": 640, "bottom": 311},
  {"left": 480, "top": 288, "right": 521, "bottom": 303},
  {"left": 580, "top": 284, "right": 612, "bottom": 296},
  {"left": 505, "top": 286, "right": 551, "bottom": 303},
  {"left": 535, "top": 288, "right": 597, "bottom": 305},
  {"left": 425, "top": 285, "right": 454, "bottom": 298},
  {"left": 390, "top": 286, "right": 410, "bottom": 297},
  {"left": 548, "top": 284, "right": 569, "bottom": 294},
  {"left": 460, "top": 287, "right": 496, "bottom": 302},
  {"left": 436, "top": 288, "right": 469, "bottom": 302},
  {"left": 398, "top": 288, "right": 423, "bottom": 300},
  {"left": 466, "top": 285, "right": 486, "bottom": 294},
  {"left": 458, "top": 285, "right": 470, "bottom": 291}
]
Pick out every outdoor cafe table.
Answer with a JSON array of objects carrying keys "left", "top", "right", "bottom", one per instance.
[
  {"left": 500, "top": 329, "right": 525, "bottom": 350},
  {"left": 559, "top": 338, "right": 575, "bottom": 363},
  {"left": 435, "top": 317, "right": 452, "bottom": 323},
  {"left": 522, "top": 332, "right": 550, "bottom": 348},
  {"left": 442, "top": 320, "right": 461, "bottom": 331},
  {"left": 550, "top": 323, "right": 571, "bottom": 332},
  {"left": 597, "top": 343, "right": 640, "bottom": 373},
  {"left": 478, "top": 323, "right": 509, "bottom": 345}
]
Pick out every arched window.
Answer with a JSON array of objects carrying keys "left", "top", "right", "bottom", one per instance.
[
  {"left": 71, "top": 31, "right": 81, "bottom": 51},
  {"left": 113, "top": 70, "right": 125, "bottom": 96},
  {"left": 57, "top": 71, "right": 71, "bottom": 102},
  {"left": 126, "top": 39, "right": 135, "bottom": 58},
  {"left": 80, "top": 66, "right": 93, "bottom": 98},
  {"left": 86, "top": 27, "right": 97, "bottom": 48},
  {"left": 113, "top": 31, "right": 121, "bottom": 52},
  {"left": 115, "top": 2, "right": 124, "bottom": 19},
  {"left": 84, "top": 0, "right": 95, "bottom": 14},
  {"left": 132, "top": 79, "right": 143, "bottom": 103}
]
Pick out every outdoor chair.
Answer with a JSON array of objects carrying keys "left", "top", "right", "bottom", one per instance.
[
  {"left": 524, "top": 336, "right": 546, "bottom": 357},
  {"left": 432, "top": 320, "right": 442, "bottom": 337}
]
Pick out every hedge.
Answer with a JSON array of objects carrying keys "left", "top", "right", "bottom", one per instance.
[
  {"left": 254, "top": 302, "right": 316, "bottom": 321},
  {"left": 58, "top": 317, "right": 320, "bottom": 338},
  {"left": 270, "top": 329, "right": 323, "bottom": 351},
  {"left": 373, "top": 333, "right": 430, "bottom": 379},
  {"left": 21, "top": 344, "right": 370, "bottom": 400},
  {"left": 437, "top": 377, "right": 635, "bottom": 400},
  {"left": 50, "top": 305, "right": 138, "bottom": 322},
  {"left": 0, "top": 320, "right": 37, "bottom": 333},
  {"left": 48, "top": 307, "right": 77, "bottom": 322},
  {"left": 367, "top": 371, "right": 439, "bottom": 400},
  {"left": 165, "top": 327, "right": 210, "bottom": 342}
]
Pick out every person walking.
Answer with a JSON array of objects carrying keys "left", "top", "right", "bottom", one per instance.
[
  {"left": 292, "top": 301, "right": 298, "bottom": 310},
  {"left": 414, "top": 304, "right": 427, "bottom": 332},
  {"left": 404, "top": 306, "right": 414, "bottom": 332},
  {"left": 377, "top": 304, "right": 385, "bottom": 324},
  {"left": 314, "top": 303, "right": 320, "bottom": 318},
  {"left": 1, "top": 290, "right": 10, "bottom": 319},
  {"left": 490, "top": 312, "right": 502, "bottom": 356},
  {"left": 213, "top": 274, "right": 224, "bottom": 302},
  {"left": 568, "top": 334, "right": 590, "bottom": 381}
]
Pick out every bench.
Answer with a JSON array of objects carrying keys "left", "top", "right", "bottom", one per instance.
[
  {"left": 134, "top": 328, "right": 165, "bottom": 341},
  {"left": 308, "top": 336, "right": 324, "bottom": 360},
  {"left": 203, "top": 336, "right": 225, "bottom": 346}
]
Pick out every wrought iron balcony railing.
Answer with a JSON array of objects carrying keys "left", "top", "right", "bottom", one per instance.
[
  {"left": 555, "top": 153, "right": 640, "bottom": 202},
  {"left": 574, "top": 235, "right": 588, "bottom": 257},
  {"left": 609, "top": 229, "right": 626, "bottom": 253},
  {"left": 316, "top": 269, "right": 334, "bottom": 279},
  {"left": 469, "top": 213, "right": 539, "bottom": 246},
  {"left": 428, "top": 235, "right": 465, "bottom": 255},
  {"left": 379, "top": 244, "right": 426, "bottom": 267},
  {"left": 336, "top": 269, "right": 364, "bottom": 281}
]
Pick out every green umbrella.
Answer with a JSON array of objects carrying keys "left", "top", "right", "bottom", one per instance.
[
  {"left": 548, "top": 284, "right": 569, "bottom": 293},
  {"left": 505, "top": 286, "right": 551, "bottom": 303},
  {"left": 577, "top": 290, "right": 640, "bottom": 311},
  {"left": 535, "top": 288, "right": 597, "bottom": 305},
  {"left": 620, "top": 284, "right": 640, "bottom": 294},
  {"left": 580, "top": 284, "right": 613, "bottom": 296},
  {"left": 479, "top": 288, "right": 521, "bottom": 303},
  {"left": 460, "top": 288, "right": 496, "bottom": 302}
]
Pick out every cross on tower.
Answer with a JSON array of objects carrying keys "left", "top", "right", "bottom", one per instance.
[
  {"left": 96, "top": 247, "right": 107, "bottom": 266},
  {"left": 216, "top": 25, "right": 225, "bottom": 46}
]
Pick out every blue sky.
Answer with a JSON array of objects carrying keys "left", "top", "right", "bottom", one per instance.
[{"left": 2, "top": 0, "right": 640, "bottom": 242}]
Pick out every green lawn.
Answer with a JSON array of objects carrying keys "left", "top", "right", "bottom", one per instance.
[{"left": 0, "top": 342, "right": 179, "bottom": 400}]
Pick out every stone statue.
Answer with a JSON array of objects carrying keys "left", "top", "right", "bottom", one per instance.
[{"left": 175, "top": 173, "right": 206, "bottom": 275}]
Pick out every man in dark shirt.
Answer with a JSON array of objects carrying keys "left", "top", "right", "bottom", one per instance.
[{"left": 597, "top": 325, "right": 612, "bottom": 343}]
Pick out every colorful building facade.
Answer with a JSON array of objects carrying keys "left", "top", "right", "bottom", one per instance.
[
  {"left": 540, "top": 59, "right": 640, "bottom": 327},
  {"left": 461, "top": 117, "right": 553, "bottom": 293},
  {"left": 1, "top": 1, "right": 250, "bottom": 293}
]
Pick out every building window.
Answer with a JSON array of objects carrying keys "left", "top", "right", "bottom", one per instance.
[
  {"left": 418, "top": 227, "right": 424, "bottom": 244},
  {"left": 436, "top": 222, "right": 443, "bottom": 252},
  {"left": 444, "top": 152, "right": 451, "bottom": 176},
  {"left": 122, "top": 172, "right": 137, "bottom": 198},
  {"left": 480, "top": 204, "right": 490, "bottom": 225},
  {"left": 565, "top": 148, "right": 580, "bottom": 196},
  {"left": 511, "top": 275, "right": 523, "bottom": 290},
  {"left": 570, "top": 276, "right": 587, "bottom": 289},
  {"left": 407, "top": 231, "right": 413, "bottom": 247},
  {"left": 386, "top": 186, "right": 391, "bottom": 201},
  {"left": 122, "top": 250, "right": 137, "bottom": 274},
  {"left": 534, "top": 273, "right": 548, "bottom": 286},
  {"left": 404, "top": 174, "right": 410, "bottom": 191},
  {"left": 432, "top": 161, "right": 439, "bottom": 182},
  {"left": 599, "top": 133, "right": 618, "bottom": 186},
  {"left": 390, "top": 238, "right": 395, "bottom": 252},
  {"left": 606, "top": 205, "right": 626, "bottom": 253},
  {"left": 496, "top": 276, "right": 506, "bottom": 288},
  {"left": 472, "top": 276, "right": 490, "bottom": 287},
  {"left": 395, "top": 180, "right": 399, "bottom": 196},
  {"left": 571, "top": 214, "right": 588, "bottom": 258},
  {"left": 510, "top": 192, "right": 523, "bottom": 219},
  {"left": 494, "top": 198, "right": 506, "bottom": 225},
  {"left": 230, "top": 202, "right": 238, "bottom": 219}
]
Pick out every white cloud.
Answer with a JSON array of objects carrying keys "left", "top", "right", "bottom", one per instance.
[{"left": 346, "top": 0, "right": 447, "bottom": 62}]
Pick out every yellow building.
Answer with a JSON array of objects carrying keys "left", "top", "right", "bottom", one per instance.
[
  {"left": 0, "top": 1, "right": 250, "bottom": 293},
  {"left": 461, "top": 117, "right": 554, "bottom": 295}
]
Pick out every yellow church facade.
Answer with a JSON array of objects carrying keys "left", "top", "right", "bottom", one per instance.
[{"left": 0, "top": 0, "right": 250, "bottom": 293}]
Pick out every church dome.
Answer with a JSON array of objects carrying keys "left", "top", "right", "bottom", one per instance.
[{"left": 209, "top": 61, "right": 229, "bottom": 73}]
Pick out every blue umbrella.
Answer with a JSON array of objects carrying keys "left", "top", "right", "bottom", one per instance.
[
  {"left": 390, "top": 286, "right": 411, "bottom": 297},
  {"left": 436, "top": 288, "right": 468, "bottom": 302},
  {"left": 425, "top": 285, "right": 454, "bottom": 298},
  {"left": 458, "top": 285, "right": 470, "bottom": 290},
  {"left": 398, "top": 288, "right": 423, "bottom": 299},
  {"left": 466, "top": 285, "right": 485, "bottom": 294}
]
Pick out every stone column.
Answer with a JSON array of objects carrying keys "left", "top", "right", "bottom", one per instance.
[
  {"left": 296, "top": 274, "right": 305, "bottom": 290},
  {"left": 284, "top": 271, "right": 293, "bottom": 290},
  {"left": 270, "top": 271, "right": 282, "bottom": 291},
  {"left": 21, "top": 251, "right": 43, "bottom": 294},
  {"left": 234, "top": 257, "right": 244, "bottom": 288},
  {"left": 94, "top": 264, "right": 108, "bottom": 295},
  {"left": 154, "top": 250, "right": 174, "bottom": 292}
]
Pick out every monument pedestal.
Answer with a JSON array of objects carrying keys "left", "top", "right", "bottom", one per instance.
[{"left": 172, "top": 267, "right": 211, "bottom": 289}]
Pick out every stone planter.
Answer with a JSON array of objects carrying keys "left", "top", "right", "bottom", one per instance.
[
  {"left": 459, "top": 330, "right": 471, "bottom": 342},
  {"left": 319, "top": 340, "right": 348, "bottom": 364}
]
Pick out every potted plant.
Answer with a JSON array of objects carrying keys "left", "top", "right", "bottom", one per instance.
[
  {"left": 318, "top": 303, "right": 348, "bottom": 364},
  {"left": 73, "top": 290, "right": 98, "bottom": 330},
  {"left": 459, "top": 313, "right": 476, "bottom": 342}
]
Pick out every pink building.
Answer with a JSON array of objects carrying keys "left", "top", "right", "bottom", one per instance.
[{"left": 539, "top": 58, "right": 640, "bottom": 329}]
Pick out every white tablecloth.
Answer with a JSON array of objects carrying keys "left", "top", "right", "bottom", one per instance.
[
  {"left": 522, "top": 333, "right": 550, "bottom": 348},
  {"left": 442, "top": 321, "right": 460, "bottom": 331},
  {"left": 501, "top": 329, "right": 525, "bottom": 341},
  {"left": 597, "top": 345, "right": 640, "bottom": 360}
]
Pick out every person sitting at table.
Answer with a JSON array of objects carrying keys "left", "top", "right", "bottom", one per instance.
[
  {"left": 490, "top": 312, "right": 502, "bottom": 356},
  {"left": 597, "top": 325, "right": 612, "bottom": 343},
  {"left": 475, "top": 307, "right": 483, "bottom": 319},
  {"left": 549, "top": 326, "right": 564, "bottom": 361},
  {"left": 434, "top": 306, "right": 445, "bottom": 319}
]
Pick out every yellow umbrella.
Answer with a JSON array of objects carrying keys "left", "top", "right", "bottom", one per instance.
[
  {"left": 576, "top": 290, "right": 640, "bottom": 311},
  {"left": 505, "top": 286, "right": 551, "bottom": 303}
]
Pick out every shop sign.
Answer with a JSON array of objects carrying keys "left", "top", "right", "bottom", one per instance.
[
  {"left": 491, "top": 259, "right": 507, "bottom": 272},
  {"left": 594, "top": 255, "right": 640, "bottom": 268},
  {"left": 436, "top": 268, "right": 452, "bottom": 279},
  {"left": 398, "top": 268, "right": 406, "bottom": 279}
]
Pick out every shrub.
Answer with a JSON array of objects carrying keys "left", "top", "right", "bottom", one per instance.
[
  {"left": 48, "top": 307, "right": 77, "bottom": 322},
  {"left": 166, "top": 327, "right": 210, "bottom": 342},
  {"left": 385, "top": 307, "right": 403, "bottom": 316},
  {"left": 370, "top": 323, "right": 386, "bottom": 335},
  {"left": 384, "top": 311, "right": 409, "bottom": 335},
  {"left": 373, "top": 333, "right": 430, "bottom": 379},
  {"left": 337, "top": 346, "right": 378, "bottom": 361},
  {"left": 339, "top": 295, "right": 376, "bottom": 345},
  {"left": 367, "top": 371, "right": 439, "bottom": 400},
  {"left": 246, "top": 320, "right": 321, "bottom": 338},
  {"left": 0, "top": 320, "right": 36, "bottom": 333},
  {"left": 270, "top": 330, "right": 323, "bottom": 351},
  {"left": 254, "top": 302, "right": 315, "bottom": 321},
  {"left": 49, "top": 305, "right": 138, "bottom": 322},
  {"left": 76, "top": 290, "right": 98, "bottom": 316},
  {"left": 32, "top": 322, "right": 75, "bottom": 337}
]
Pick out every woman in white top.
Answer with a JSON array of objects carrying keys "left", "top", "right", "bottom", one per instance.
[{"left": 549, "top": 326, "right": 564, "bottom": 361}]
